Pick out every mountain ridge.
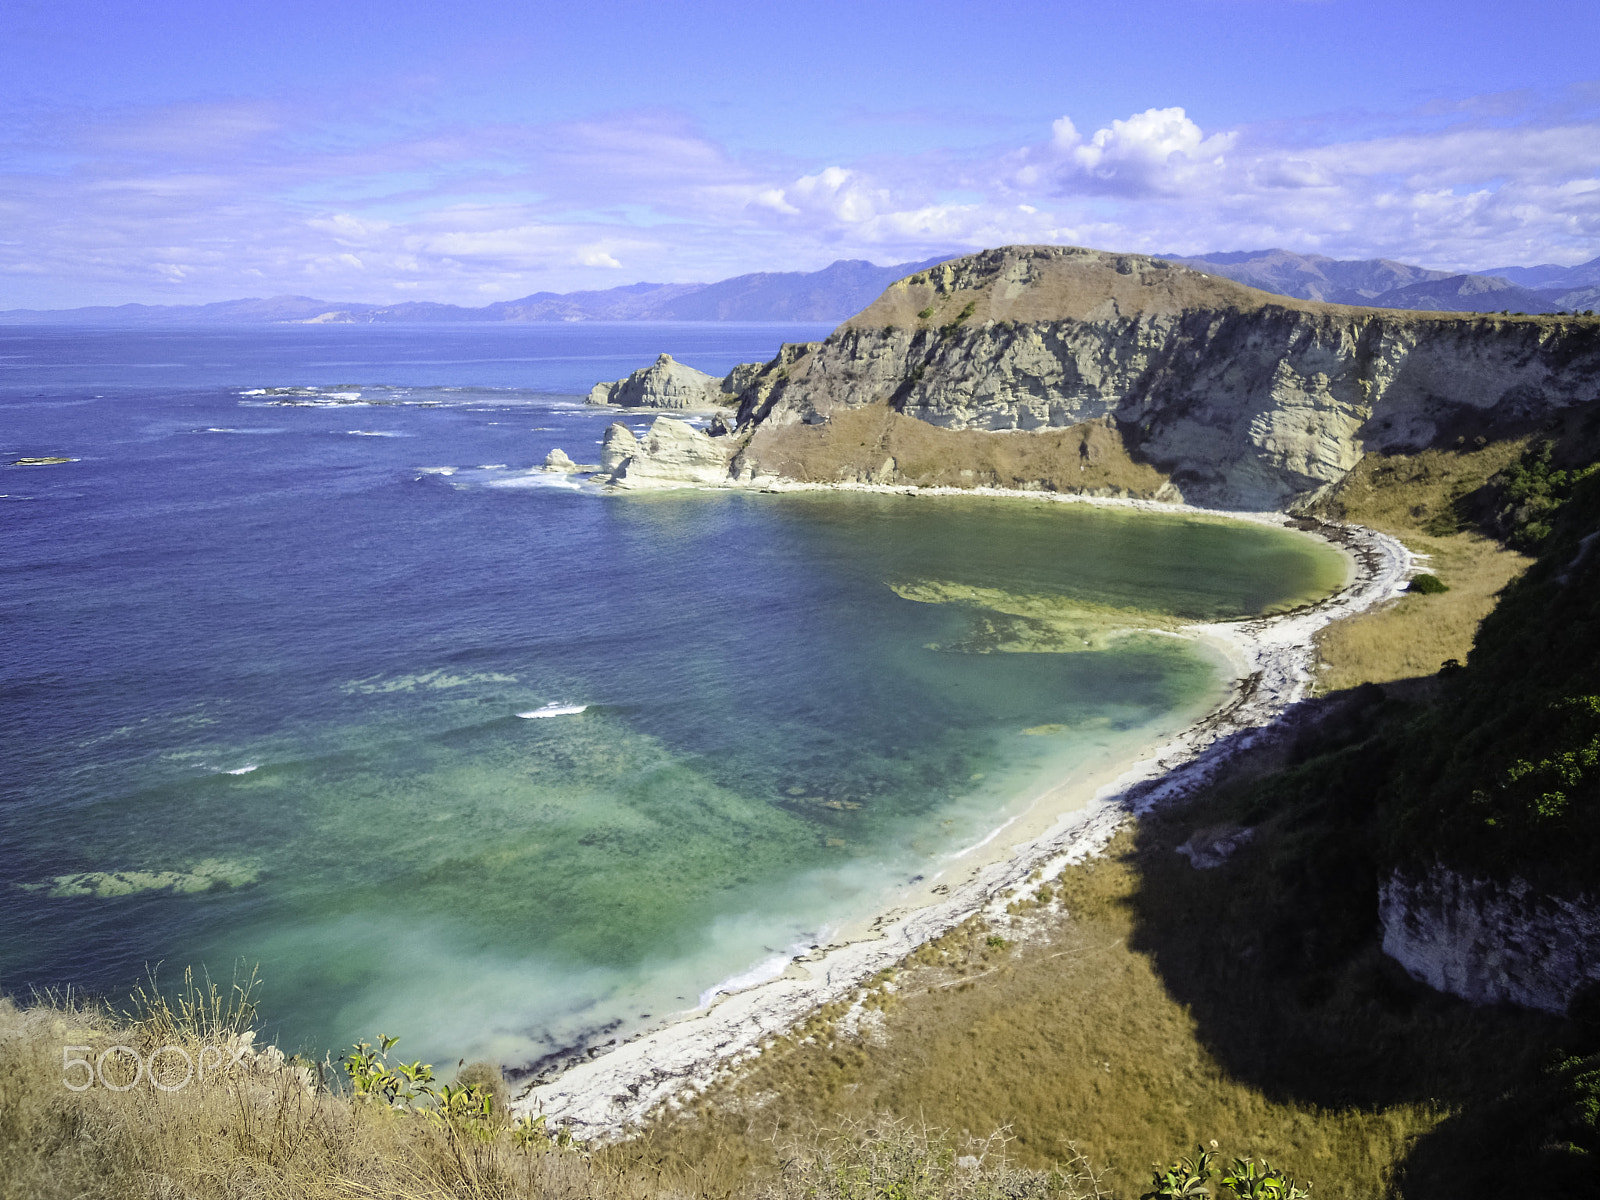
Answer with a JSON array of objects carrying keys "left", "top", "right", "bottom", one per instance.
[
  {"left": 6, "top": 249, "right": 1596, "bottom": 325},
  {"left": 0, "top": 257, "right": 955, "bottom": 326},
  {"left": 1162, "top": 247, "right": 1600, "bottom": 314}
]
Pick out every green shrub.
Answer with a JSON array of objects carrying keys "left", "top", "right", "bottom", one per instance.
[
  {"left": 1489, "top": 441, "right": 1600, "bottom": 551},
  {"left": 1409, "top": 573, "right": 1449, "bottom": 594}
]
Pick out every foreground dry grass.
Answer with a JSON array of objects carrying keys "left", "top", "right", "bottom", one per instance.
[
  {"left": 0, "top": 977, "right": 735, "bottom": 1200},
  {"left": 0, "top": 985, "right": 1108, "bottom": 1200}
]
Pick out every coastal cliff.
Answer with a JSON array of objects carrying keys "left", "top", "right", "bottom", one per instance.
[
  {"left": 579, "top": 245, "right": 1600, "bottom": 508},
  {"left": 723, "top": 245, "right": 1600, "bottom": 508}
]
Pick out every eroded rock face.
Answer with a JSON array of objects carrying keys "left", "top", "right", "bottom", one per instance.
[
  {"left": 542, "top": 448, "right": 577, "bottom": 471},
  {"left": 597, "top": 417, "right": 733, "bottom": 488},
  {"left": 599, "top": 423, "right": 638, "bottom": 474},
  {"left": 729, "top": 245, "right": 1600, "bottom": 509},
  {"left": 1379, "top": 866, "right": 1600, "bottom": 1013},
  {"left": 587, "top": 353, "right": 730, "bottom": 409}
]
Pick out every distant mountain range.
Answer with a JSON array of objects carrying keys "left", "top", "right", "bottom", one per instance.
[
  {"left": 1160, "top": 248, "right": 1600, "bottom": 315},
  {"left": 2, "top": 249, "right": 1596, "bottom": 325},
  {"left": 0, "top": 257, "right": 953, "bottom": 326}
]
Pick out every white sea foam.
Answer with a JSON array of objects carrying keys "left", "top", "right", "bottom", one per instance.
[
  {"left": 516, "top": 703, "right": 588, "bottom": 719},
  {"left": 949, "top": 813, "right": 1022, "bottom": 860},
  {"left": 697, "top": 935, "right": 820, "bottom": 1008},
  {"left": 224, "top": 764, "right": 260, "bottom": 775},
  {"left": 417, "top": 466, "right": 456, "bottom": 476},
  {"left": 347, "top": 430, "right": 403, "bottom": 437},
  {"left": 477, "top": 464, "right": 508, "bottom": 470},
  {"left": 698, "top": 953, "right": 793, "bottom": 1009},
  {"left": 486, "top": 473, "right": 587, "bottom": 491}
]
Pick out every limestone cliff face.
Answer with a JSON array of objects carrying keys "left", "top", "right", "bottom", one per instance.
[
  {"left": 1379, "top": 866, "right": 1600, "bottom": 1014},
  {"left": 731, "top": 245, "right": 1600, "bottom": 509},
  {"left": 587, "top": 353, "right": 736, "bottom": 409}
]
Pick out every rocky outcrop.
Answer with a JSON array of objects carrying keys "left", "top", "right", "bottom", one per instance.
[
  {"left": 727, "top": 245, "right": 1600, "bottom": 509},
  {"left": 595, "top": 417, "right": 734, "bottom": 488},
  {"left": 1379, "top": 866, "right": 1600, "bottom": 1013},
  {"left": 542, "top": 448, "right": 577, "bottom": 471},
  {"left": 587, "top": 353, "right": 741, "bottom": 410}
]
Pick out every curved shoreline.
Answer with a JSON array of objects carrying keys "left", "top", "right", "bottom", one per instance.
[{"left": 512, "top": 488, "right": 1412, "bottom": 1137}]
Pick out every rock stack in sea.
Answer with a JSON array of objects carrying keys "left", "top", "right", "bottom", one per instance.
[{"left": 586, "top": 353, "right": 738, "bottom": 410}]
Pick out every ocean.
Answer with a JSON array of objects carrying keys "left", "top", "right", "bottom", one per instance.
[{"left": 0, "top": 322, "right": 1349, "bottom": 1073}]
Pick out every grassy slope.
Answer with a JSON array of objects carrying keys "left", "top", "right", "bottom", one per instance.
[
  {"left": 742, "top": 404, "right": 1173, "bottom": 497},
  {"left": 0, "top": 986, "right": 1114, "bottom": 1200},
  {"left": 643, "top": 833, "right": 1469, "bottom": 1200},
  {"left": 1312, "top": 441, "right": 1534, "bottom": 692}
]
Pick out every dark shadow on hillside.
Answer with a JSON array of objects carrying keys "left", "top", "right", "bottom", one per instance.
[{"left": 1107, "top": 679, "right": 1576, "bottom": 1193}]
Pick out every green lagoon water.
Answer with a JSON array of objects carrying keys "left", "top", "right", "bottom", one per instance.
[{"left": 0, "top": 326, "right": 1350, "bottom": 1076}]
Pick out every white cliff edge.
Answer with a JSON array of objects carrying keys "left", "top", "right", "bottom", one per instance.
[{"left": 1379, "top": 866, "right": 1600, "bottom": 1014}]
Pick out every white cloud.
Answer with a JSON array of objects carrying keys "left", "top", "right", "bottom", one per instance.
[{"left": 1060, "top": 106, "right": 1238, "bottom": 193}]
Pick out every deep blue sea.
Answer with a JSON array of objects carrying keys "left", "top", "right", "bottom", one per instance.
[{"left": 0, "top": 323, "right": 1348, "bottom": 1073}]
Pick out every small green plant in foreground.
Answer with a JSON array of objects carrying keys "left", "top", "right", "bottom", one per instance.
[
  {"left": 342, "top": 1033, "right": 439, "bottom": 1109},
  {"left": 1143, "top": 1143, "right": 1311, "bottom": 1199}
]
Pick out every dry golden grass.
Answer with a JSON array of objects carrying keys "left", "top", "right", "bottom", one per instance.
[
  {"left": 0, "top": 978, "right": 748, "bottom": 1200},
  {"left": 1, "top": 979, "right": 1102, "bottom": 1200},
  {"left": 1310, "top": 441, "right": 1535, "bottom": 691},
  {"left": 639, "top": 833, "right": 1471, "bottom": 1200},
  {"left": 1315, "top": 532, "right": 1531, "bottom": 691},
  {"left": 1319, "top": 440, "right": 1529, "bottom": 536},
  {"left": 741, "top": 405, "right": 1172, "bottom": 497}
]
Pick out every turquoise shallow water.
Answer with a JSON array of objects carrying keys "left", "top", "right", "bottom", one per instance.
[{"left": 0, "top": 324, "right": 1349, "bottom": 1073}]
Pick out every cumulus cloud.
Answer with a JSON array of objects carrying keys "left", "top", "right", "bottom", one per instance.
[{"left": 1052, "top": 107, "right": 1238, "bottom": 194}]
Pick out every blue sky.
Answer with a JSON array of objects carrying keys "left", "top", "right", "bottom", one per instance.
[{"left": 3, "top": 0, "right": 1598, "bottom": 306}]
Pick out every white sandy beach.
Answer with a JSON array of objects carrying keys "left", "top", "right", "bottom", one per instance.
[{"left": 511, "top": 484, "right": 1412, "bottom": 1137}]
